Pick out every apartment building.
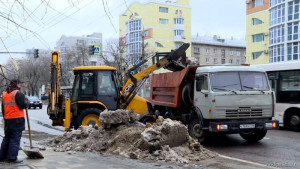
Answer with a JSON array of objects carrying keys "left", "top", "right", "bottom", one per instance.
[
  {"left": 119, "top": 0, "right": 191, "bottom": 66},
  {"left": 192, "top": 35, "right": 246, "bottom": 65}
]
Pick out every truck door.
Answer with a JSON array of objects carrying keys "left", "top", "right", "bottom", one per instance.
[{"left": 194, "top": 74, "right": 211, "bottom": 119}]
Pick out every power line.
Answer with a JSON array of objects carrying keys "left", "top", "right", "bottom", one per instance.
[
  {"left": 0, "top": 0, "right": 95, "bottom": 50},
  {"left": 101, "top": 0, "right": 117, "bottom": 34}
]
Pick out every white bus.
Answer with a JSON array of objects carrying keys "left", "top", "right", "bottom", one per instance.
[{"left": 255, "top": 62, "right": 300, "bottom": 130}]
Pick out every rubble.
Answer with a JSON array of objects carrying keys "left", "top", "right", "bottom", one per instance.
[{"left": 47, "top": 109, "right": 217, "bottom": 164}]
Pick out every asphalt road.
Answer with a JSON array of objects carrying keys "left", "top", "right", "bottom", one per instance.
[
  {"left": 204, "top": 129, "right": 300, "bottom": 169},
  {"left": 2, "top": 106, "right": 299, "bottom": 169}
]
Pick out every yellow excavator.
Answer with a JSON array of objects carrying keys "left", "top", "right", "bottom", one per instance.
[{"left": 47, "top": 43, "right": 189, "bottom": 130}]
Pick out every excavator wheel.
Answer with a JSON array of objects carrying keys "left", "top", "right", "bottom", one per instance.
[
  {"left": 74, "top": 108, "right": 102, "bottom": 129},
  {"left": 140, "top": 115, "right": 156, "bottom": 125}
]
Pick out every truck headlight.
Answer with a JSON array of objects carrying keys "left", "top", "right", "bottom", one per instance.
[
  {"left": 265, "top": 123, "right": 272, "bottom": 128},
  {"left": 217, "top": 124, "right": 228, "bottom": 130}
]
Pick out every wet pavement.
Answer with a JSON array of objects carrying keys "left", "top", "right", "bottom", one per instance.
[
  {"left": 204, "top": 129, "right": 300, "bottom": 169},
  {"left": 0, "top": 147, "right": 276, "bottom": 169},
  {"left": 0, "top": 106, "right": 279, "bottom": 169}
]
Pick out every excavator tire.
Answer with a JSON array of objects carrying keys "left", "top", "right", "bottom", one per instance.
[
  {"left": 140, "top": 115, "right": 156, "bottom": 125},
  {"left": 182, "top": 82, "right": 194, "bottom": 107},
  {"left": 74, "top": 108, "right": 102, "bottom": 129}
]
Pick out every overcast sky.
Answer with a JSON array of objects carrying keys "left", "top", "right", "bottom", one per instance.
[{"left": 0, "top": 0, "right": 246, "bottom": 64}]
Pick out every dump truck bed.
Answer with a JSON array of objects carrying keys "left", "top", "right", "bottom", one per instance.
[{"left": 150, "top": 66, "right": 198, "bottom": 108}]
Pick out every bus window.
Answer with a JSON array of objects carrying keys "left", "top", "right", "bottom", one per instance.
[{"left": 279, "top": 70, "right": 300, "bottom": 91}]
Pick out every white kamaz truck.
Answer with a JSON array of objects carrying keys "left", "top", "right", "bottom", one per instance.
[{"left": 149, "top": 65, "right": 279, "bottom": 143}]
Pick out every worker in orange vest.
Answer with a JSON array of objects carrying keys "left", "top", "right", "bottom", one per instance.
[{"left": 0, "top": 79, "right": 28, "bottom": 163}]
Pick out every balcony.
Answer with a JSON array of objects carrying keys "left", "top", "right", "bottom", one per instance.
[
  {"left": 174, "top": 35, "right": 185, "bottom": 42},
  {"left": 174, "top": 23, "right": 184, "bottom": 30}
]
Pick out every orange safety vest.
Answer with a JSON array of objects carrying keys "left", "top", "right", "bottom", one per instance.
[{"left": 2, "top": 90, "right": 24, "bottom": 119}]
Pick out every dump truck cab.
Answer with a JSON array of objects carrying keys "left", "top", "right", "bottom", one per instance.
[{"left": 70, "top": 66, "right": 119, "bottom": 128}]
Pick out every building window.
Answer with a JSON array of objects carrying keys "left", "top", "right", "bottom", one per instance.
[
  {"left": 159, "top": 18, "right": 168, "bottom": 24},
  {"left": 175, "top": 43, "right": 181, "bottom": 49},
  {"left": 270, "top": 0, "right": 285, "bottom": 7},
  {"left": 286, "top": 43, "right": 299, "bottom": 61},
  {"left": 159, "top": 7, "right": 168, "bottom": 13},
  {"left": 144, "top": 30, "right": 149, "bottom": 37},
  {"left": 270, "top": 4, "right": 285, "bottom": 26},
  {"left": 206, "top": 58, "right": 209, "bottom": 63},
  {"left": 252, "top": 0, "right": 264, "bottom": 7},
  {"left": 269, "top": 44, "right": 284, "bottom": 63},
  {"left": 270, "top": 25, "right": 284, "bottom": 44},
  {"left": 194, "top": 47, "right": 200, "bottom": 54},
  {"left": 221, "top": 59, "right": 225, "bottom": 64},
  {"left": 287, "top": 22, "right": 299, "bottom": 41},
  {"left": 229, "top": 50, "right": 233, "bottom": 56},
  {"left": 237, "top": 51, "right": 241, "bottom": 56},
  {"left": 236, "top": 59, "right": 240, "bottom": 64},
  {"left": 221, "top": 49, "right": 225, "bottom": 57},
  {"left": 252, "top": 18, "right": 263, "bottom": 25},
  {"left": 229, "top": 59, "right": 233, "bottom": 64},
  {"left": 214, "top": 58, "right": 217, "bottom": 64},
  {"left": 206, "top": 48, "right": 210, "bottom": 53},
  {"left": 253, "top": 33, "right": 264, "bottom": 42},
  {"left": 288, "top": 1, "right": 300, "bottom": 21},
  {"left": 214, "top": 49, "right": 217, "bottom": 54},
  {"left": 253, "top": 51, "right": 263, "bottom": 60},
  {"left": 174, "top": 18, "right": 184, "bottom": 24},
  {"left": 174, "top": 30, "right": 184, "bottom": 36},
  {"left": 155, "top": 42, "right": 164, "bottom": 47},
  {"left": 126, "top": 19, "right": 142, "bottom": 62}
]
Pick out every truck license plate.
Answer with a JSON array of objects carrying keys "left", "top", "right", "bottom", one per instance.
[{"left": 240, "top": 124, "right": 255, "bottom": 129}]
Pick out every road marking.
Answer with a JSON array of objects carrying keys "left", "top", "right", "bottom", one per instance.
[
  {"left": 219, "top": 154, "right": 279, "bottom": 169},
  {"left": 264, "top": 137, "right": 271, "bottom": 140}
]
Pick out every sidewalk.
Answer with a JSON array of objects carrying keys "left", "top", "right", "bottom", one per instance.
[{"left": 0, "top": 148, "right": 278, "bottom": 169}]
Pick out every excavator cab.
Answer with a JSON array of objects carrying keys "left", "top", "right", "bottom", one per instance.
[{"left": 70, "top": 66, "right": 119, "bottom": 128}]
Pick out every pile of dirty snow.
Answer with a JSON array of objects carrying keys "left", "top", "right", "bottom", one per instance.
[{"left": 47, "top": 109, "right": 216, "bottom": 164}]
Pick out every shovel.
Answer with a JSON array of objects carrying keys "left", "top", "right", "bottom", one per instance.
[{"left": 22, "top": 108, "right": 44, "bottom": 159}]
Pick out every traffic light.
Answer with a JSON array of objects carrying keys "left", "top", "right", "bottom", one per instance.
[
  {"left": 34, "top": 49, "right": 39, "bottom": 58},
  {"left": 88, "top": 45, "right": 95, "bottom": 55}
]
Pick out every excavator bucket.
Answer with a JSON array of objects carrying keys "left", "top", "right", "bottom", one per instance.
[{"left": 164, "top": 43, "right": 190, "bottom": 72}]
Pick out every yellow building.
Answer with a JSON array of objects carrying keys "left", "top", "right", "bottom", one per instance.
[
  {"left": 246, "top": 0, "right": 270, "bottom": 65},
  {"left": 119, "top": 0, "right": 191, "bottom": 66}
]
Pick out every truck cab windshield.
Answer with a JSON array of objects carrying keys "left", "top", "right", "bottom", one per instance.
[{"left": 211, "top": 71, "right": 270, "bottom": 92}]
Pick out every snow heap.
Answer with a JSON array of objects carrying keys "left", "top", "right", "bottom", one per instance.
[{"left": 48, "top": 109, "right": 216, "bottom": 164}]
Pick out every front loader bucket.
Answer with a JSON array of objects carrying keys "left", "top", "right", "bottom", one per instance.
[{"left": 164, "top": 43, "right": 190, "bottom": 72}]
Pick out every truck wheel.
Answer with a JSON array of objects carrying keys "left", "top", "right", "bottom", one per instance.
[
  {"left": 140, "top": 116, "right": 156, "bottom": 124},
  {"left": 188, "top": 118, "right": 208, "bottom": 143},
  {"left": 182, "top": 82, "right": 194, "bottom": 107},
  {"left": 289, "top": 113, "right": 300, "bottom": 131},
  {"left": 75, "top": 108, "right": 102, "bottom": 129},
  {"left": 240, "top": 130, "right": 267, "bottom": 142}
]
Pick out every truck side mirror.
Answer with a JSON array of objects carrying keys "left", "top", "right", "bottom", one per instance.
[{"left": 196, "top": 76, "right": 204, "bottom": 91}]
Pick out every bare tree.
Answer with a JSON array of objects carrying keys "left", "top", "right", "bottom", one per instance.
[
  {"left": 4, "top": 56, "right": 50, "bottom": 96},
  {"left": 101, "top": 38, "right": 126, "bottom": 84}
]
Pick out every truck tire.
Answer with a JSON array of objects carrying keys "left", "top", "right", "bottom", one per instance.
[
  {"left": 74, "top": 108, "right": 102, "bottom": 129},
  {"left": 182, "top": 82, "right": 194, "bottom": 107},
  {"left": 188, "top": 118, "right": 208, "bottom": 144},
  {"left": 289, "top": 113, "right": 300, "bottom": 131},
  {"left": 240, "top": 130, "right": 267, "bottom": 142}
]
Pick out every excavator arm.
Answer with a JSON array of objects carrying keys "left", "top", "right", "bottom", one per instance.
[
  {"left": 120, "top": 43, "right": 190, "bottom": 111},
  {"left": 48, "top": 51, "right": 64, "bottom": 126}
]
